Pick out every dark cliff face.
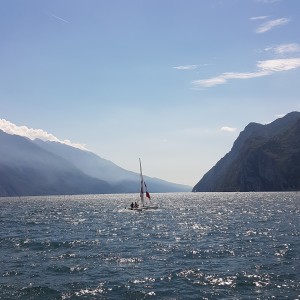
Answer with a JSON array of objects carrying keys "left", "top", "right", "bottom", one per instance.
[{"left": 193, "top": 112, "right": 300, "bottom": 192}]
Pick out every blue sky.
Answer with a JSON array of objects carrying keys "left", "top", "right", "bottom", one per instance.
[{"left": 1, "top": 0, "right": 300, "bottom": 186}]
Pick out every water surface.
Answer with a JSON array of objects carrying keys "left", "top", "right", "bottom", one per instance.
[{"left": 1, "top": 192, "right": 299, "bottom": 299}]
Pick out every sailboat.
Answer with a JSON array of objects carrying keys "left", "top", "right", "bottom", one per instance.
[{"left": 129, "top": 158, "right": 158, "bottom": 211}]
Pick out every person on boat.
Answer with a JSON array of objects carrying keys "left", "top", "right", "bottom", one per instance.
[
  {"left": 130, "top": 202, "right": 134, "bottom": 209},
  {"left": 134, "top": 202, "right": 139, "bottom": 208}
]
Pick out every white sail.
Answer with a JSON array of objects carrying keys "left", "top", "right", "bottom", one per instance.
[
  {"left": 128, "top": 158, "right": 158, "bottom": 211},
  {"left": 139, "top": 158, "right": 158, "bottom": 210}
]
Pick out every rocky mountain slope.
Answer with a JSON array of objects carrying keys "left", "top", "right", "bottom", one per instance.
[{"left": 193, "top": 112, "right": 300, "bottom": 192}]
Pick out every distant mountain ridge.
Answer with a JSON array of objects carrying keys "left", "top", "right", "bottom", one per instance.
[
  {"left": 193, "top": 112, "right": 300, "bottom": 192},
  {"left": 34, "top": 139, "right": 190, "bottom": 193},
  {"left": 0, "top": 130, "right": 190, "bottom": 196}
]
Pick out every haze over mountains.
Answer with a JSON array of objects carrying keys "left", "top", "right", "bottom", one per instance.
[
  {"left": 193, "top": 111, "right": 300, "bottom": 192},
  {"left": 0, "top": 130, "right": 190, "bottom": 197},
  {"left": 1, "top": 111, "right": 299, "bottom": 196}
]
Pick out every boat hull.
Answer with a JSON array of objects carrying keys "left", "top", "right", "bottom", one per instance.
[
  {"left": 127, "top": 207, "right": 143, "bottom": 212},
  {"left": 127, "top": 205, "right": 158, "bottom": 211},
  {"left": 142, "top": 206, "right": 158, "bottom": 210}
]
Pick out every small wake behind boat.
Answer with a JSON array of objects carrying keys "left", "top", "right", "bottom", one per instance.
[{"left": 128, "top": 158, "right": 158, "bottom": 211}]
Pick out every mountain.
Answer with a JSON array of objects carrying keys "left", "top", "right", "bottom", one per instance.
[
  {"left": 34, "top": 139, "right": 191, "bottom": 193},
  {"left": 0, "top": 130, "right": 113, "bottom": 196},
  {"left": 193, "top": 112, "right": 300, "bottom": 192},
  {"left": 0, "top": 130, "right": 190, "bottom": 196}
]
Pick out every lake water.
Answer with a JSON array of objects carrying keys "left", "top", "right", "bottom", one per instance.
[{"left": 0, "top": 192, "right": 299, "bottom": 299}]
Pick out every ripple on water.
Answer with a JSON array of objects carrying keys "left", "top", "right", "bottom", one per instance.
[{"left": 0, "top": 192, "right": 300, "bottom": 299}]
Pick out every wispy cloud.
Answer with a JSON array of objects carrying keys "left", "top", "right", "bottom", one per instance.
[
  {"left": 192, "top": 58, "right": 300, "bottom": 88},
  {"left": 265, "top": 43, "right": 300, "bottom": 55},
  {"left": 192, "top": 70, "right": 268, "bottom": 88},
  {"left": 258, "top": 58, "right": 300, "bottom": 71},
  {"left": 256, "top": 18, "right": 290, "bottom": 33},
  {"left": 46, "top": 12, "right": 70, "bottom": 24},
  {"left": 0, "top": 119, "right": 86, "bottom": 150},
  {"left": 250, "top": 16, "right": 268, "bottom": 21},
  {"left": 221, "top": 126, "right": 237, "bottom": 132},
  {"left": 173, "top": 65, "right": 199, "bottom": 70}
]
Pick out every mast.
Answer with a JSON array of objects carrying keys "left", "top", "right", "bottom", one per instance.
[{"left": 139, "top": 158, "right": 144, "bottom": 206}]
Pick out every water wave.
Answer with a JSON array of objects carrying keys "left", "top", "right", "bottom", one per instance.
[{"left": 1, "top": 192, "right": 299, "bottom": 299}]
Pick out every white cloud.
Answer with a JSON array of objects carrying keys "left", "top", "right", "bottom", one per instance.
[
  {"left": 192, "top": 76, "right": 227, "bottom": 88},
  {"left": 192, "top": 70, "right": 269, "bottom": 88},
  {"left": 221, "top": 126, "right": 237, "bottom": 132},
  {"left": 250, "top": 16, "right": 268, "bottom": 21},
  {"left": 258, "top": 58, "right": 300, "bottom": 72},
  {"left": 265, "top": 43, "right": 300, "bottom": 55},
  {"left": 275, "top": 43, "right": 300, "bottom": 54},
  {"left": 173, "top": 65, "right": 199, "bottom": 70},
  {"left": 192, "top": 58, "right": 300, "bottom": 88},
  {"left": 256, "top": 18, "right": 290, "bottom": 33},
  {"left": 0, "top": 119, "right": 87, "bottom": 150}
]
